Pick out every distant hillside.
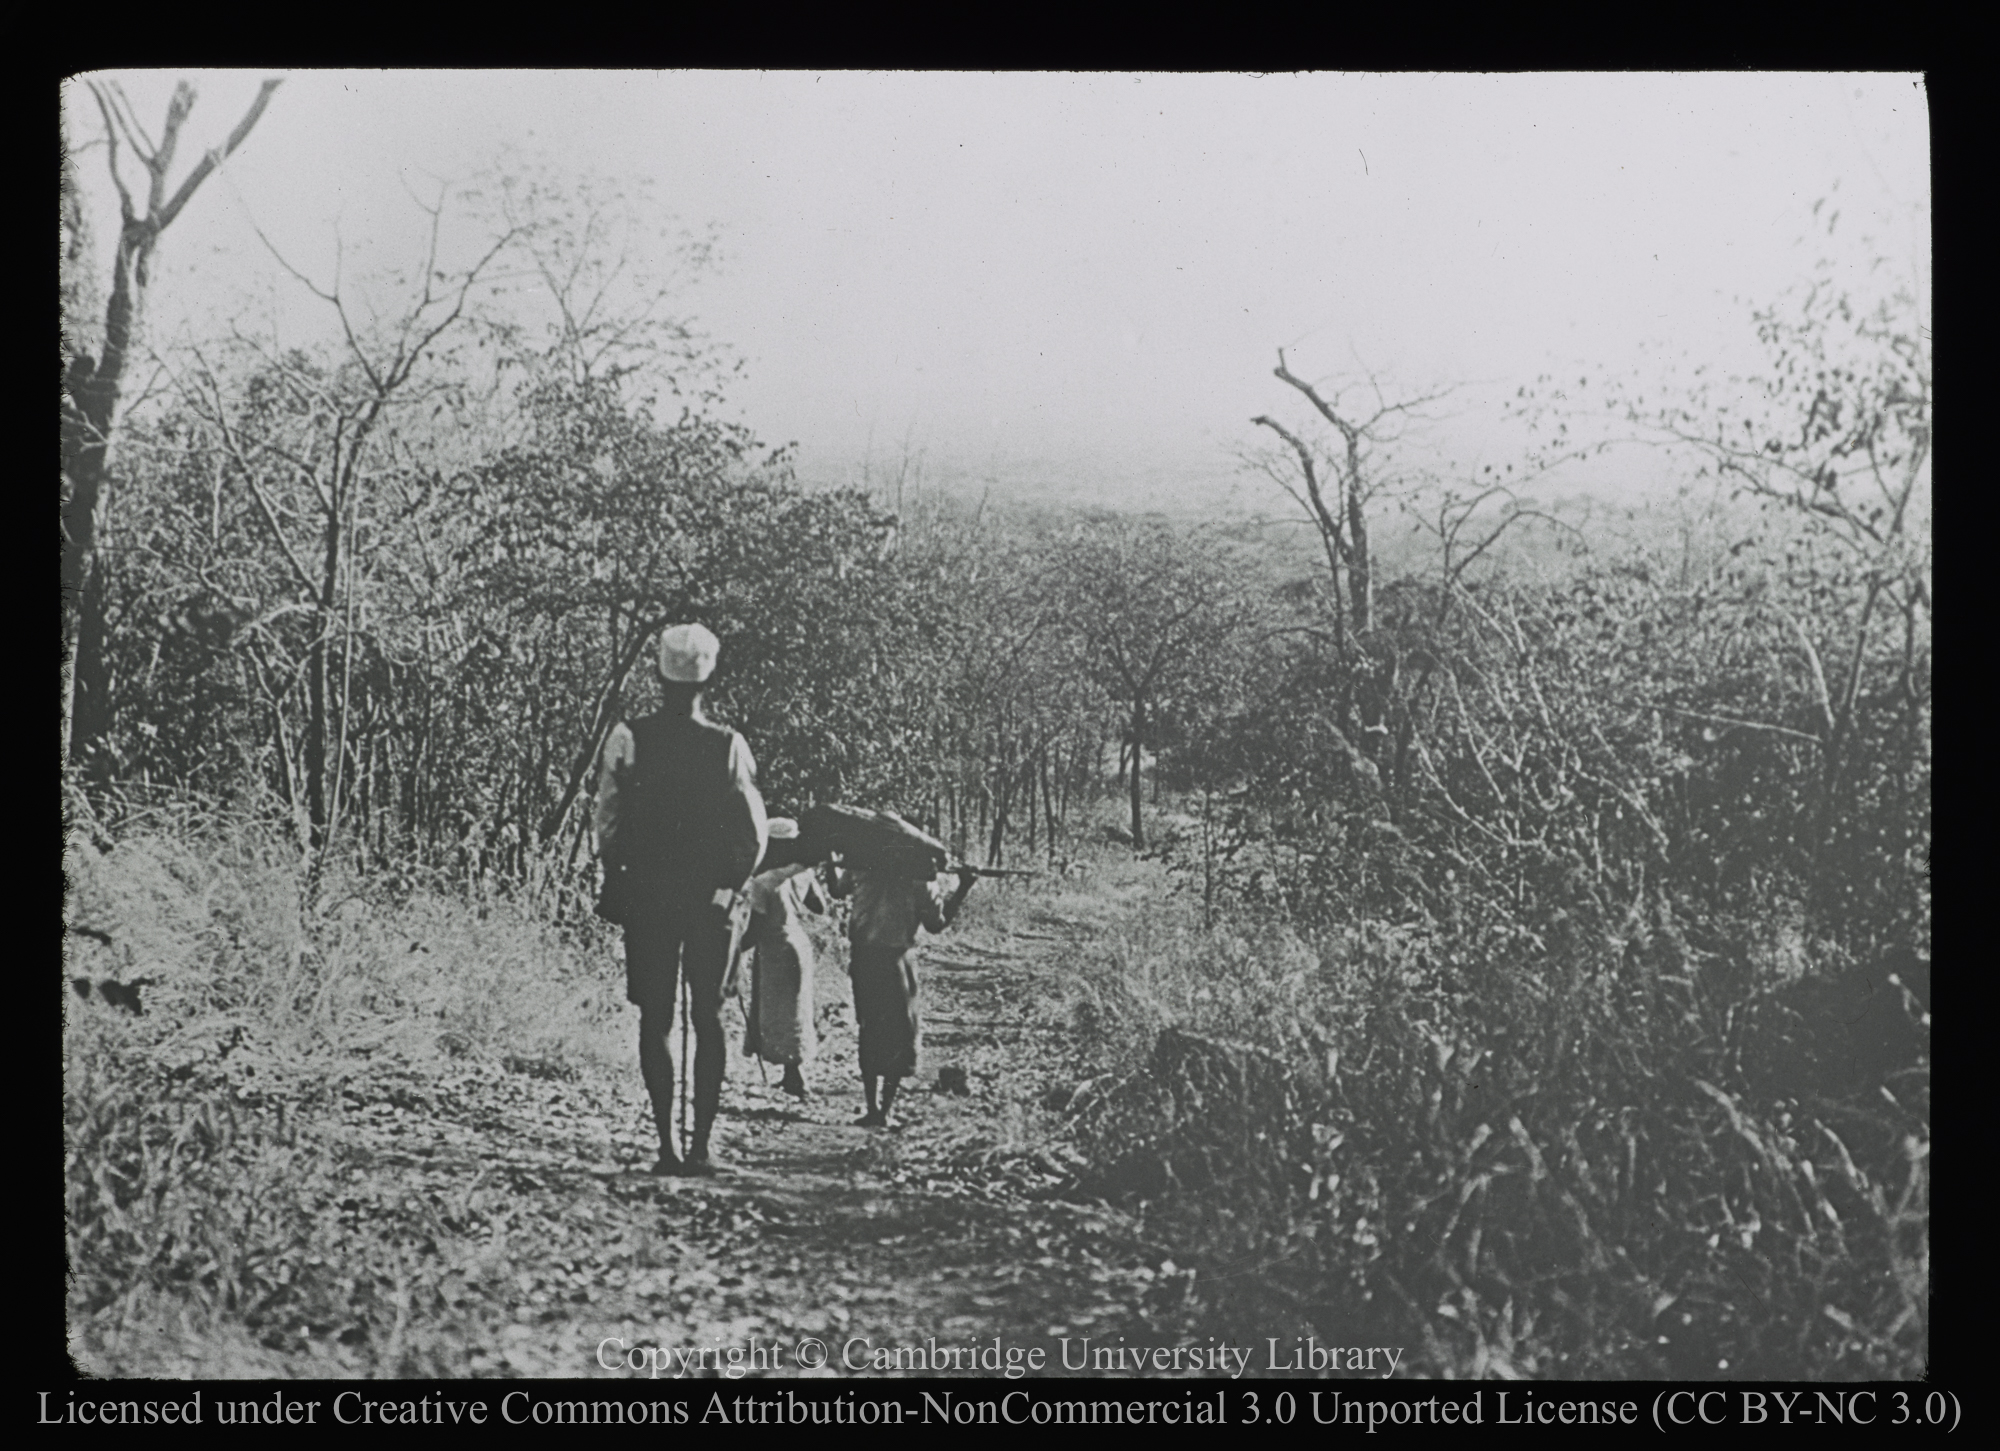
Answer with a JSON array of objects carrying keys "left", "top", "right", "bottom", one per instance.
[
  {"left": 794, "top": 442, "right": 1265, "bottom": 522},
  {"left": 799, "top": 436, "right": 1758, "bottom": 593}
]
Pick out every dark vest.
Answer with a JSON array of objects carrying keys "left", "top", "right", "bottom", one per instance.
[{"left": 617, "top": 712, "right": 740, "bottom": 889}]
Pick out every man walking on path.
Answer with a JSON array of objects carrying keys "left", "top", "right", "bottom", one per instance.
[
  {"left": 595, "top": 624, "right": 767, "bottom": 1175},
  {"left": 827, "top": 858, "right": 975, "bottom": 1128}
]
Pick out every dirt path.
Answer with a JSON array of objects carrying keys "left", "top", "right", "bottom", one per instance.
[{"left": 201, "top": 880, "right": 1197, "bottom": 1380}]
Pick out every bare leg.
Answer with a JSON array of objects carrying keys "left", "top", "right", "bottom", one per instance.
[
  {"left": 685, "top": 1003, "right": 725, "bottom": 1171},
  {"left": 682, "top": 929, "right": 730, "bottom": 1175},
  {"left": 638, "top": 1005, "right": 681, "bottom": 1172}
]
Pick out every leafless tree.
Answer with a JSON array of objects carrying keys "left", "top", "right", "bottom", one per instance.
[
  {"left": 1251, "top": 349, "right": 1453, "bottom": 641},
  {"left": 170, "top": 180, "right": 518, "bottom": 862},
  {"left": 62, "top": 76, "right": 281, "bottom": 772}
]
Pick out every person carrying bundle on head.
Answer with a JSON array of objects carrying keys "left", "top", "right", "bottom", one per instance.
[
  {"left": 821, "top": 817, "right": 976, "bottom": 1129},
  {"left": 593, "top": 624, "right": 767, "bottom": 1176},
  {"left": 731, "top": 817, "right": 826, "bottom": 1100}
]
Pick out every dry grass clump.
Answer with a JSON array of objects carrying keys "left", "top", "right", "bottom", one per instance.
[
  {"left": 1061, "top": 895, "right": 1928, "bottom": 1379},
  {"left": 63, "top": 813, "right": 621, "bottom": 1373}
]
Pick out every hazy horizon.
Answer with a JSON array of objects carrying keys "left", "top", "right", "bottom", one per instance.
[{"left": 63, "top": 71, "right": 1929, "bottom": 517}]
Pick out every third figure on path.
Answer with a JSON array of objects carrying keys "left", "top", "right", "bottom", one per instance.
[
  {"left": 827, "top": 859, "right": 975, "bottom": 1128},
  {"left": 734, "top": 818, "right": 826, "bottom": 1100}
]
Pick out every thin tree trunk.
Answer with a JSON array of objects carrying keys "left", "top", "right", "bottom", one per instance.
[
  {"left": 1251, "top": 412, "right": 1347, "bottom": 647},
  {"left": 538, "top": 616, "right": 668, "bottom": 843},
  {"left": 1041, "top": 748, "right": 1058, "bottom": 860},
  {"left": 305, "top": 478, "right": 342, "bottom": 853},
  {"left": 62, "top": 255, "right": 140, "bottom": 770},
  {"left": 1202, "top": 784, "right": 1215, "bottom": 930},
  {"left": 1345, "top": 434, "right": 1372, "bottom": 636},
  {"left": 1062, "top": 735, "right": 1076, "bottom": 822},
  {"left": 989, "top": 766, "right": 1008, "bottom": 867},
  {"left": 63, "top": 78, "right": 281, "bottom": 772},
  {"left": 356, "top": 735, "right": 374, "bottom": 873},
  {"left": 1129, "top": 696, "right": 1147, "bottom": 850},
  {"left": 1026, "top": 747, "right": 1038, "bottom": 856}
]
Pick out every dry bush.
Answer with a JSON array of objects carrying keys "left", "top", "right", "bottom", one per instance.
[
  {"left": 1074, "top": 510, "right": 1927, "bottom": 1379},
  {"left": 1063, "top": 894, "right": 1928, "bottom": 1379}
]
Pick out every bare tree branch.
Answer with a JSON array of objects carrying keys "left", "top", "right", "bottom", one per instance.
[
  {"left": 155, "top": 79, "right": 282, "bottom": 231},
  {"left": 1252, "top": 414, "right": 1349, "bottom": 593},
  {"left": 146, "top": 82, "right": 197, "bottom": 217},
  {"left": 1775, "top": 607, "right": 1838, "bottom": 741},
  {"left": 104, "top": 80, "right": 158, "bottom": 163},
  {"left": 1661, "top": 706, "right": 1822, "bottom": 745},
  {"left": 85, "top": 83, "right": 136, "bottom": 223}
]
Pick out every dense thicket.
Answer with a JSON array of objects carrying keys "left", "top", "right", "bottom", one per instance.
[
  {"left": 1063, "top": 245, "right": 1929, "bottom": 1377},
  {"left": 61, "top": 171, "right": 1202, "bottom": 900}
]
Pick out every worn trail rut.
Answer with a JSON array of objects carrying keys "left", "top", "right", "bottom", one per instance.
[{"left": 452, "top": 903, "right": 1194, "bottom": 1379}]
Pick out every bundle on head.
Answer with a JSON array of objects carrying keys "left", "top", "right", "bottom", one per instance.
[
  {"left": 756, "top": 829, "right": 823, "bottom": 873},
  {"left": 798, "top": 803, "right": 948, "bottom": 877}
]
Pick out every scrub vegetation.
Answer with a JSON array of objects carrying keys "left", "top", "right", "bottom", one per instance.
[{"left": 63, "top": 94, "right": 1925, "bottom": 1379}]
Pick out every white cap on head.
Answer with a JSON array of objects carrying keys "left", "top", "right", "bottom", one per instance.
[
  {"left": 767, "top": 817, "right": 799, "bottom": 839},
  {"left": 658, "top": 623, "right": 720, "bottom": 683}
]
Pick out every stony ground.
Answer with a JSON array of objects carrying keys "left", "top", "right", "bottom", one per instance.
[{"left": 73, "top": 862, "right": 1214, "bottom": 1380}]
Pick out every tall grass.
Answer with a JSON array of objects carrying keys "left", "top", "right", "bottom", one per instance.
[
  {"left": 63, "top": 810, "right": 626, "bottom": 1375},
  {"left": 1059, "top": 877, "right": 1928, "bottom": 1378},
  {"left": 1058, "top": 527, "right": 1928, "bottom": 1379}
]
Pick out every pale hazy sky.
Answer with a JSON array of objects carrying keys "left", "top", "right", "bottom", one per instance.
[{"left": 63, "top": 71, "right": 1929, "bottom": 510}]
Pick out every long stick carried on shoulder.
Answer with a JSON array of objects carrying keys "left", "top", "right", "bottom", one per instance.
[
  {"left": 821, "top": 850, "right": 1040, "bottom": 881},
  {"left": 945, "top": 862, "right": 1040, "bottom": 880}
]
